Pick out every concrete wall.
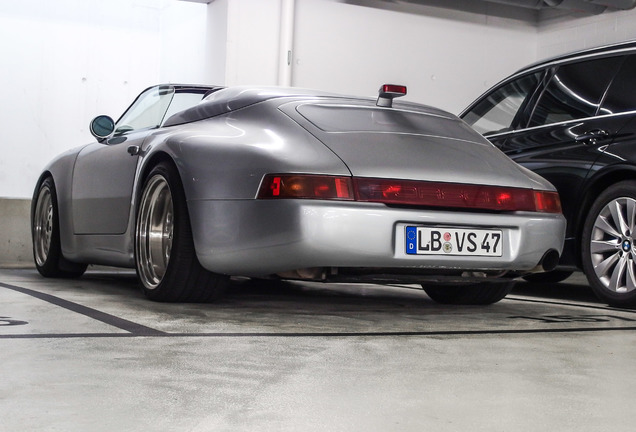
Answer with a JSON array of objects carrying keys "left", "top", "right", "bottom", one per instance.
[{"left": 0, "top": 199, "right": 32, "bottom": 267}]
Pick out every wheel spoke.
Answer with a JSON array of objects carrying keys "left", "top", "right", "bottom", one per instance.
[
  {"left": 608, "top": 256, "right": 627, "bottom": 291},
  {"left": 593, "top": 252, "right": 619, "bottom": 279},
  {"left": 627, "top": 199, "right": 636, "bottom": 234},
  {"left": 594, "top": 214, "right": 621, "bottom": 239},
  {"left": 609, "top": 200, "right": 629, "bottom": 237},
  {"left": 590, "top": 239, "right": 619, "bottom": 254}
]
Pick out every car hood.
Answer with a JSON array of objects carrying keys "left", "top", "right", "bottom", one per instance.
[{"left": 283, "top": 102, "right": 553, "bottom": 191}]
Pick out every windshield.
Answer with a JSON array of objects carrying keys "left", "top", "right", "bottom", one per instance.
[{"left": 115, "top": 86, "right": 175, "bottom": 134}]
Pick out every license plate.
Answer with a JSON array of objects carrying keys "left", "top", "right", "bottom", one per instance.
[{"left": 405, "top": 226, "right": 503, "bottom": 257}]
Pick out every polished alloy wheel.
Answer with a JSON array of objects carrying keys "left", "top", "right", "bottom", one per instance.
[
  {"left": 33, "top": 185, "right": 53, "bottom": 267},
  {"left": 136, "top": 174, "right": 174, "bottom": 289},
  {"left": 589, "top": 196, "right": 636, "bottom": 295}
]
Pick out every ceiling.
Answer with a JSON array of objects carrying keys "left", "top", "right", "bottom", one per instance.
[
  {"left": 181, "top": 0, "right": 636, "bottom": 22},
  {"left": 346, "top": 0, "right": 636, "bottom": 21}
]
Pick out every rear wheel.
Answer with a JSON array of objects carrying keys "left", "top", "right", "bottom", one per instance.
[
  {"left": 422, "top": 281, "right": 514, "bottom": 305},
  {"left": 135, "top": 162, "right": 229, "bottom": 302},
  {"left": 32, "top": 177, "right": 87, "bottom": 278},
  {"left": 581, "top": 181, "right": 636, "bottom": 308}
]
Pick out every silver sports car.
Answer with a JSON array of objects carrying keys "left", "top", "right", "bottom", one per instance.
[{"left": 32, "top": 84, "right": 565, "bottom": 304}]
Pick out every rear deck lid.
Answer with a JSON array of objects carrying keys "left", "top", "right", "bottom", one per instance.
[{"left": 284, "top": 101, "right": 547, "bottom": 190}]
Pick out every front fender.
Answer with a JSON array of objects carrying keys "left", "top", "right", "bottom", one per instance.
[{"left": 33, "top": 145, "right": 88, "bottom": 260}]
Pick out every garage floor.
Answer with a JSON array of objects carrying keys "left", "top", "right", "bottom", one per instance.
[{"left": 1, "top": 268, "right": 635, "bottom": 432}]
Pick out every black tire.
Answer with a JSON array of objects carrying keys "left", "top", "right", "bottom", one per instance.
[
  {"left": 581, "top": 180, "right": 636, "bottom": 308},
  {"left": 31, "top": 177, "right": 87, "bottom": 278},
  {"left": 522, "top": 270, "right": 573, "bottom": 284},
  {"left": 422, "top": 281, "right": 514, "bottom": 305},
  {"left": 135, "top": 161, "right": 229, "bottom": 302}
]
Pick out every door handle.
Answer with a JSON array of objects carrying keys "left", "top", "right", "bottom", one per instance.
[
  {"left": 127, "top": 145, "right": 140, "bottom": 156},
  {"left": 575, "top": 129, "right": 610, "bottom": 144}
]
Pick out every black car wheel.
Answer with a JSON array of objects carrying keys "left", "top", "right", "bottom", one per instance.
[
  {"left": 422, "top": 281, "right": 514, "bottom": 305},
  {"left": 582, "top": 180, "right": 636, "bottom": 308},
  {"left": 32, "top": 177, "right": 87, "bottom": 278},
  {"left": 135, "top": 161, "right": 229, "bottom": 302}
]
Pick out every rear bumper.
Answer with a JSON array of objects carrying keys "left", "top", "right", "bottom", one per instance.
[{"left": 188, "top": 199, "right": 566, "bottom": 278}]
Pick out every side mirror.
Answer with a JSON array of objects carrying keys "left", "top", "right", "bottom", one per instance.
[{"left": 89, "top": 115, "right": 115, "bottom": 141}]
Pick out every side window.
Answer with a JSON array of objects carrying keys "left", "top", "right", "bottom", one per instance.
[
  {"left": 462, "top": 72, "right": 540, "bottom": 135},
  {"left": 599, "top": 55, "right": 636, "bottom": 115},
  {"left": 528, "top": 57, "right": 622, "bottom": 127},
  {"left": 161, "top": 92, "right": 206, "bottom": 125}
]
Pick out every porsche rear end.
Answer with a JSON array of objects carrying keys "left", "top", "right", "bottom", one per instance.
[{"left": 185, "top": 87, "right": 565, "bottom": 282}]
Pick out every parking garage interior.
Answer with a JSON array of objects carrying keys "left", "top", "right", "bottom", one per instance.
[{"left": 2, "top": 1, "right": 636, "bottom": 431}]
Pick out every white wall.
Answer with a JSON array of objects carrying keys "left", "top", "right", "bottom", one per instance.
[
  {"left": 206, "top": 0, "right": 229, "bottom": 85},
  {"left": 537, "top": 9, "right": 636, "bottom": 59},
  {"left": 538, "top": 7, "right": 636, "bottom": 59},
  {"left": 293, "top": 0, "right": 538, "bottom": 113},
  {"left": 0, "top": 0, "right": 207, "bottom": 199},
  {"left": 205, "top": 0, "right": 283, "bottom": 86},
  {"left": 224, "top": 0, "right": 283, "bottom": 86}
]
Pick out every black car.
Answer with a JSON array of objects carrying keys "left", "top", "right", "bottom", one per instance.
[{"left": 461, "top": 40, "right": 636, "bottom": 307}]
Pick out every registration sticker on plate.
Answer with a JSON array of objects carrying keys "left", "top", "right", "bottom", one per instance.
[{"left": 405, "top": 226, "right": 503, "bottom": 257}]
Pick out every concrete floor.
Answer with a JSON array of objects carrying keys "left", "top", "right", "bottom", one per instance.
[{"left": 1, "top": 268, "right": 635, "bottom": 432}]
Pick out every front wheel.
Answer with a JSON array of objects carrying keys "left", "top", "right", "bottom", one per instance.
[
  {"left": 31, "top": 177, "right": 87, "bottom": 278},
  {"left": 135, "top": 162, "right": 229, "bottom": 302},
  {"left": 581, "top": 181, "right": 636, "bottom": 308},
  {"left": 422, "top": 281, "right": 514, "bottom": 305}
]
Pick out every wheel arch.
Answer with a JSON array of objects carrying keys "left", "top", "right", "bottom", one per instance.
[
  {"left": 575, "top": 165, "right": 636, "bottom": 266},
  {"left": 137, "top": 151, "right": 178, "bottom": 194},
  {"left": 134, "top": 151, "right": 188, "bottom": 237},
  {"left": 31, "top": 171, "right": 54, "bottom": 223}
]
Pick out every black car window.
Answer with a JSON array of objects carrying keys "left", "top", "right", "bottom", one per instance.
[
  {"left": 599, "top": 55, "right": 636, "bottom": 115},
  {"left": 528, "top": 56, "right": 622, "bottom": 127},
  {"left": 462, "top": 72, "right": 540, "bottom": 135}
]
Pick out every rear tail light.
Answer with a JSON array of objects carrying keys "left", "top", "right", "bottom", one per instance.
[
  {"left": 534, "top": 190, "right": 562, "bottom": 214},
  {"left": 258, "top": 175, "right": 562, "bottom": 213},
  {"left": 258, "top": 175, "right": 354, "bottom": 200}
]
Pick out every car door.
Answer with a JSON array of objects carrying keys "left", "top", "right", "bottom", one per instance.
[
  {"left": 585, "top": 54, "right": 636, "bottom": 181},
  {"left": 71, "top": 86, "right": 178, "bottom": 234},
  {"left": 71, "top": 131, "right": 148, "bottom": 234}
]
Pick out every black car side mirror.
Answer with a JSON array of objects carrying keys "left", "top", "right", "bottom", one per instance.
[{"left": 89, "top": 115, "right": 115, "bottom": 141}]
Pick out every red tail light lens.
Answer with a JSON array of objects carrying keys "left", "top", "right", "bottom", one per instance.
[
  {"left": 534, "top": 191, "right": 562, "bottom": 214},
  {"left": 258, "top": 175, "right": 562, "bottom": 213},
  {"left": 258, "top": 175, "right": 354, "bottom": 200},
  {"left": 354, "top": 178, "right": 562, "bottom": 213}
]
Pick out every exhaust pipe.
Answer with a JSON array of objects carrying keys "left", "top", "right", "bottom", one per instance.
[{"left": 539, "top": 249, "right": 560, "bottom": 272}]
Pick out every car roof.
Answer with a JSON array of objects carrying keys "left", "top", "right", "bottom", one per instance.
[
  {"left": 163, "top": 85, "right": 453, "bottom": 127},
  {"left": 518, "top": 39, "right": 636, "bottom": 73}
]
